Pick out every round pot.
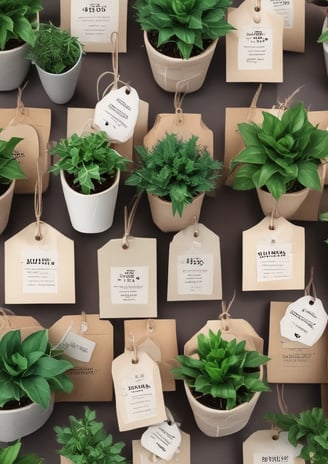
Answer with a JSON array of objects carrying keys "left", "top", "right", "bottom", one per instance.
[
  {"left": 147, "top": 192, "right": 205, "bottom": 232},
  {"left": 0, "top": 180, "right": 15, "bottom": 235},
  {"left": 60, "top": 169, "right": 120, "bottom": 234},
  {"left": 60, "top": 458, "right": 71, "bottom": 464},
  {"left": 0, "top": 396, "right": 54, "bottom": 442},
  {"left": 256, "top": 187, "right": 310, "bottom": 219},
  {"left": 322, "top": 17, "right": 328, "bottom": 76},
  {"left": 0, "top": 42, "right": 30, "bottom": 91},
  {"left": 35, "top": 47, "right": 83, "bottom": 104},
  {"left": 144, "top": 32, "right": 218, "bottom": 93}
]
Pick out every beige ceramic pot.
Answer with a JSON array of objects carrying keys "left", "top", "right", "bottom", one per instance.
[
  {"left": 256, "top": 186, "right": 310, "bottom": 219},
  {"left": 144, "top": 32, "right": 218, "bottom": 93},
  {"left": 0, "top": 180, "right": 15, "bottom": 235},
  {"left": 60, "top": 457, "right": 71, "bottom": 464},
  {"left": 147, "top": 192, "right": 205, "bottom": 232}
]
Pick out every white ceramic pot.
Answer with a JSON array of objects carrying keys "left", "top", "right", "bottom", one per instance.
[
  {"left": 0, "top": 42, "right": 30, "bottom": 91},
  {"left": 35, "top": 47, "right": 83, "bottom": 104},
  {"left": 256, "top": 187, "right": 310, "bottom": 219},
  {"left": 0, "top": 180, "right": 15, "bottom": 235},
  {"left": 322, "top": 17, "right": 328, "bottom": 76},
  {"left": 0, "top": 396, "right": 54, "bottom": 442},
  {"left": 144, "top": 32, "right": 218, "bottom": 93},
  {"left": 147, "top": 192, "right": 205, "bottom": 232},
  {"left": 60, "top": 169, "right": 120, "bottom": 234}
]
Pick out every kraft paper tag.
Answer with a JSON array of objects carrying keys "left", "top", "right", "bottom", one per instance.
[
  {"left": 4, "top": 221, "right": 75, "bottom": 304},
  {"left": 262, "top": 0, "right": 305, "bottom": 52},
  {"left": 98, "top": 236, "right": 157, "bottom": 319},
  {"left": 132, "top": 432, "right": 190, "bottom": 464},
  {"left": 167, "top": 223, "right": 222, "bottom": 301},
  {"left": 112, "top": 350, "right": 166, "bottom": 431},
  {"left": 48, "top": 314, "right": 114, "bottom": 402},
  {"left": 141, "top": 421, "right": 181, "bottom": 461},
  {"left": 124, "top": 319, "right": 178, "bottom": 391},
  {"left": 0, "top": 314, "right": 43, "bottom": 339},
  {"left": 242, "top": 216, "right": 305, "bottom": 291},
  {"left": 267, "top": 301, "right": 328, "bottom": 383},
  {"left": 226, "top": 0, "right": 284, "bottom": 82},
  {"left": 60, "top": 0, "right": 128, "bottom": 52},
  {"left": 243, "top": 430, "right": 303, "bottom": 464}
]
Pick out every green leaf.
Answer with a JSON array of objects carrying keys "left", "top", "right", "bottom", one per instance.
[
  {"left": 297, "top": 160, "right": 321, "bottom": 190},
  {"left": 21, "top": 330, "right": 48, "bottom": 357},
  {"left": 19, "top": 376, "right": 51, "bottom": 408}
]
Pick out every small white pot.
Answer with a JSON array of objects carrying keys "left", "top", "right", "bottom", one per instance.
[
  {"left": 0, "top": 396, "right": 54, "bottom": 442},
  {"left": 60, "top": 169, "right": 120, "bottom": 234},
  {"left": 144, "top": 32, "right": 218, "bottom": 93},
  {"left": 0, "top": 42, "right": 30, "bottom": 91},
  {"left": 35, "top": 47, "right": 83, "bottom": 104},
  {"left": 0, "top": 180, "right": 15, "bottom": 235}
]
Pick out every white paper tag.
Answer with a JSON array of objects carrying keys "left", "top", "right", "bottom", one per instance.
[
  {"left": 263, "top": 0, "right": 294, "bottom": 29},
  {"left": 55, "top": 330, "right": 96, "bottom": 362},
  {"left": 23, "top": 249, "right": 58, "bottom": 293},
  {"left": 93, "top": 86, "right": 139, "bottom": 143},
  {"left": 177, "top": 253, "right": 214, "bottom": 295},
  {"left": 256, "top": 241, "right": 292, "bottom": 282},
  {"left": 110, "top": 266, "right": 148, "bottom": 304},
  {"left": 141, "top": 421, "right": 182, "bottom": 462},
  {"left": 238, "top": 26, "right": 273, "bottom": 70},
  {"left": 280, "top": 295, "right": 328, "bottom": 346}
]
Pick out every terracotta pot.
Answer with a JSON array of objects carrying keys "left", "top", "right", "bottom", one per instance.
[
  {"left": 0, "top": 181, "right": 15, "bottom": 235},
  {"left": 144, "top": 32, "right": 218, "bottom": 93},
  {"left": 0, "top": 42, "right": 30, "bottom": 91},
  {"left": 147, "top": 192, "right": 205, "bottom": 232}
]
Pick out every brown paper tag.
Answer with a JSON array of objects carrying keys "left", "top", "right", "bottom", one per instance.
[
  {"left": 267, "top": 301, "right": 328, "bottom": 383},
  {"left": 124, "top": 319, "right": 178, "bottom": 391},
  {"left": 4, "top": 221, "right": 75, "bottom": 304},
  {"left": 132, "top": 431, "right": 190, "bottom": 464},
  {"left": 60, "top": 0, "right": 128, "bottom": 52},
  {"left": 98, "top": 236, "right": 157, "bottom": 319},
  {"left": 0, "top": 314, "right": 43, "bottom": 339},
  {"left": 112, "top": 350, "right": 166, "bottom": 431},
  {"left": 48, "top": 314, "right": 113, "bottom": 402},
  {"left": 167, "top": 223, "right": 222, "bottom": 301},
  {"left": 226, "top": 0, "right": 284, "bottom": 82},
  {"left": 242, "top": 216, "right": 305, "bottom": 291}
]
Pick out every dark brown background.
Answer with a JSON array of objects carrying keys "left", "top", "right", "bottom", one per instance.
[{"left": 0, "top": 1, "right": 327, "bottom": 462}]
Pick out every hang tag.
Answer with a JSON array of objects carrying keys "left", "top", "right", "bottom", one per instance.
[
  {"left": 243, "top": 430, "right": 303, "bottom": 464},
  {"left": 132, "top": 431, "right": 190, "bottom": 464},
  {"left": 112, "top": 350, "right": 166, "bottom": 431},
  {"left": 93, "top": 86, "right": 139, "bottom": 143},
  {"left": 54, "top": 330, "right": 96, "bottom": 362},
  {"left": 167, "top": 223, "right": 222, "bottom": 301},
  {"left": 280, "top": 295, "right": 328, "bottom": 346},
  {"left": 141, "top": 421, "right": 181, "bottom": 462}
]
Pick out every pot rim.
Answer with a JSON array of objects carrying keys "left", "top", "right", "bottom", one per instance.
[{"left": 60, "top": 168, "right": 120, "bottom": 198}]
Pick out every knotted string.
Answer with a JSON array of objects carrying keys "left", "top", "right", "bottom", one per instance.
[
  {"left": 219, "top": 290, "right": 236, "bottom": 331},
  {"left": 121, "top": 194, "right": 141, "bottom": 249}
]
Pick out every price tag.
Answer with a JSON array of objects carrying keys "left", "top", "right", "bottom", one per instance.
[
  {"left": 256, "top": 241, "right": 292, "bottom": 282},
  {"left": 280, "top": 295, "right": 328, "bottom": 346},
  {"left": 55, "top": 331, "right": 96, "bottom": 362},
  {"left": 93, "top": 86, "right": 139, "bottom": 143},
  {"left": 141, "top": 421, "right": 182, "bottom": 462}
]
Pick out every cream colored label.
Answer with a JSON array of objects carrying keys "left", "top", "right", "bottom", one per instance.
[
  {"left": 238, "top": 26, "right": 273, "bottom": 70},
  {"left": 121, "top": 372, "right": 156, "bottom": 423},
  {"left": 110, "top": 266, "right": 149, "bottom": 304},
  {"left": 23, "top": 250, "right": 58, "bottom": 293},
  {"left": 256, "top": 241, "right": 292, "bottom": 282},
  {"left": 177, "top": 253, "right": 213, "bottom": 295}
]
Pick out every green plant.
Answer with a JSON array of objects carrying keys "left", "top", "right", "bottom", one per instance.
[
  {"left": 0, "top": 329, "right": 74, "bottom": 409},
  {"left": 319, "top": 211, "right": 328, "bottom": 244},
  {"left": 172, "top": 329, "right": 270, "bottom": 410},
  {"left": 0, "top": 441, "right": 43, "bottom": 464},
  {"left": 55, "top": 406, "right": 128, "bottom": 464},
  {"left": 134, "top": 0, "right": 234, "bottom": 59},
  {"left": 230, "top": 102, "right": 328, "bottom": 200},
  {"left": 27, "top": 22, "right": 83, "bottom": 74},
  {"left": 49, "top": 131, "right": 128, "bottom": 195},
  {"left": 0, "top": 132, "right": 25, "bottom": 185},
  {"left": 265, "top": 407, "right": 328, "bottom": 464},
  {"left": 0, "top": 0, "right": 42, "bottom": 50},
  {"left": 125, "top": 132, "right": 222, "bottom": 216}
]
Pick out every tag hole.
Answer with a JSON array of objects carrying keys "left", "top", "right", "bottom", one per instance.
[
  {"left": 132, "top": 358, "right": 138, "bottom": 364},
  {"left": 272, "top": 434, "right": 279, "bottom": 441},
  {"left": 105, "top": 121, "right": 109, "bottom": 126},
  {"left": 309, "top": 299, "right": 315, "bottom": 306},
  {"left": 125, "top": 88, "right": 131, "bottom": 95}
]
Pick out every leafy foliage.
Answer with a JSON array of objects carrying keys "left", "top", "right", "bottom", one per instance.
[
  {"left": 0, "top": 0, "right": 42, "bottom": 50},
  {"left": 319, "top": 211, "right": 328, "bottom": 244},
  {"left": 318, "top": 28, "right": 328, "bottom": 43},
  {"left": 134, "top": 0, "right": 234, "bottom": 59},
  {"left": 50, "top": 131, "right": 128, "bottom": 195},
  {"left": 172, "top": 329, "right": 270, "bottom": 410},
  {"left": 27, "top": 22, "right": 83, "bottom": 74},
  {"left": 55, "top": 407, "right": 128, "bottom": 464},
  {"left": 0, "top": 441, "right": 43, "bottom": 464},
  {"left": 0, "top": 329, "right": 74, "bottom": 409},
  {"left": 125, "top": 133, "right": 222, "bottom": 216},
  {"left": 0, "top": 131, "right": 25, "bottom": 185},
  {"left": 265, "top": 408, "right": 328, "bottom": 464},
  {"left": 230, "top": 102, "right": 328, "bottom": 200}
]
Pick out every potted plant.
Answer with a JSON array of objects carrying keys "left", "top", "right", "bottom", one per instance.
[
  {"left": 171, "top": 328, "right": 270, "bottom": 437},
  {"left": 0, "top": 328, "right": 74, "bottom": 442},
  {"left": 316, "top": 3, "right": 328, "bottom": 77},
  {"left": 26, "top": 22, "right": 83, "bottom": 104},
  {"left": 125, "top": 132, "right": 222, "bottom": 232},
  {"left": 0, "top": 132, "right": 25, "bottom": 234},
  {"left": 0, "top": 440, "right": 44, "bottom": 464},
  {"left": 265, "top": 407, "right": 328, "bottom": 464},
  {"left": 134, "top": 0, "right": 234, "bottom": 93},
  {"left": 54, "top": 406, "right": 128, "bottom": 464},
  {"left": 0, "top": 0, "right": 42, "bottom": 91},
  {"left": 230, "top": 101, "right": 328, "bottom": 218},
  {"left": 50, "top": 130, "right": 129, "bottom": 234}
]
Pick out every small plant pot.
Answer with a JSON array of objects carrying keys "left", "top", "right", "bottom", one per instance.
[
  {"left": 144, "top": 32, "right": 218, "bottom": 93},
  {"left": 60, "top": 458, "right": 71, "bottom": 464},
  {"left": 147, "top": 192, "right": 205, "bottom": 232},
  {"left": 0, "top": 42, "right": 31, "bottom": 91},
  {"left": 0, "top": 396, "right": 54, "bottom": 442},
  {"left": 60, "top": 169, "right": 120, "bottom": 234},
  {"left": 0, "top": 180, "right": 15, "bottom": 235},
  {"left": 256, "top": 187, "right": 310, "bottom": 218}
]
